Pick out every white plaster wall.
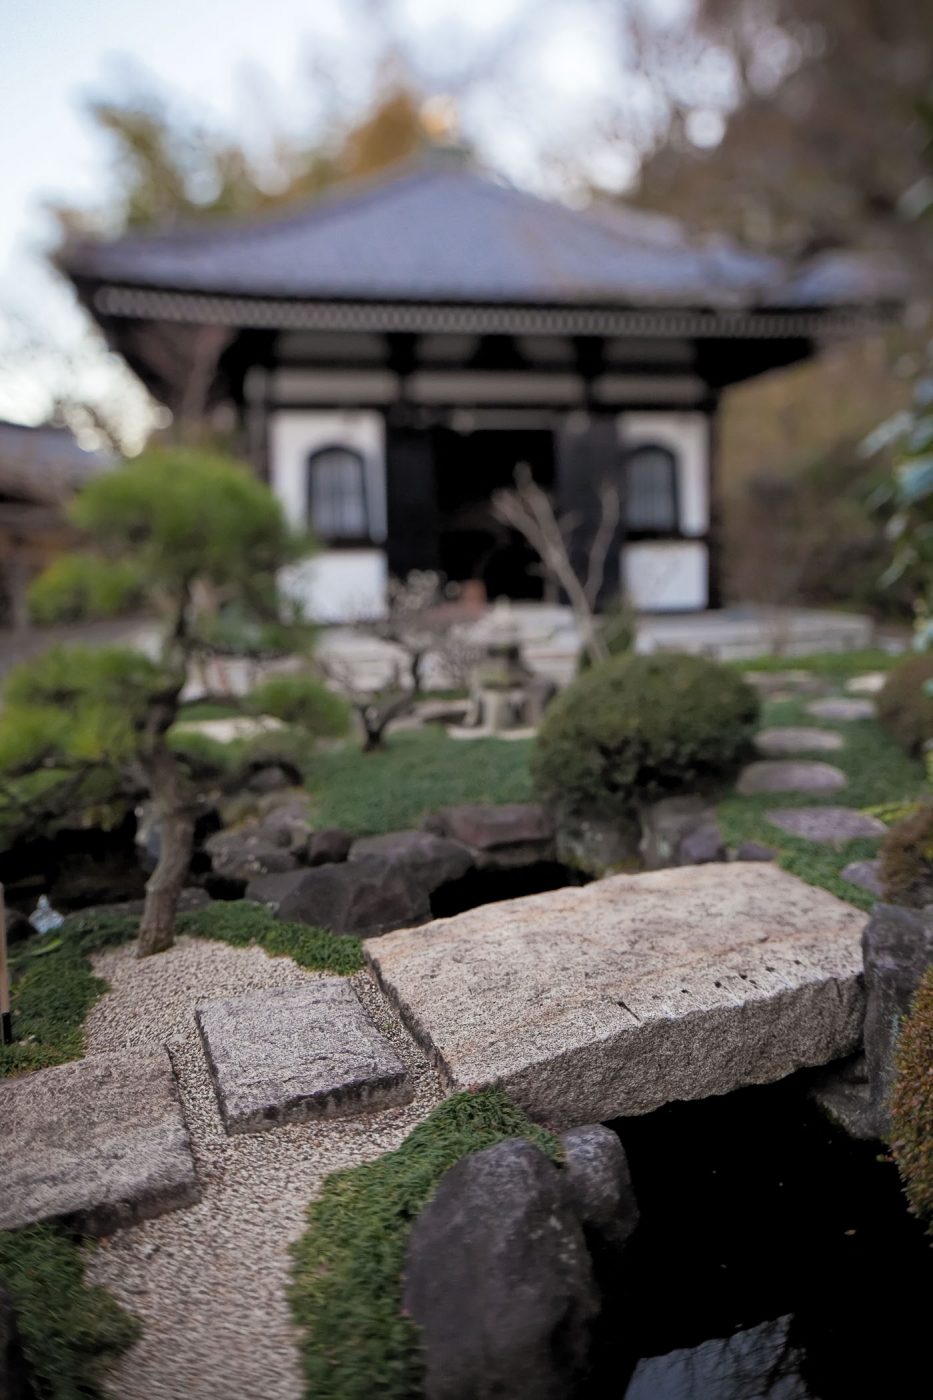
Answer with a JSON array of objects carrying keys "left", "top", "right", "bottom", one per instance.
[
  {"left": 269, "top": 409, "right": 388, "bottom": 621},
  {"left": 281, "top": 551, "right": 389, "bottom": 623},
  {"left": 618, "top": 411, "right": 709, "bottom": 537},
  {"left": 623, "top": 540, "right": 709, "bottom": 612},
  {"left": 268, "top": 409, "right": 387, "bottom": 541}
]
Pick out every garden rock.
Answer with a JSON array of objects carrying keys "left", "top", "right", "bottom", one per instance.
[
  {"left": 743, "top": 670, "right": 826, "bottom": 697},
  {"left": 244, "top": 762, "right": 300, "bottom": 794},
  {"left": 422, "top": 802, "right": 556, "bottom": 869},
  {"left": 306, "top": 827, "right": 353, "bottom": 866},
  {"left": 272, "top": 857, "right": 431, "bottom": 936},
  {"left": 735, "top": 840, "right": 777, "bottom": 862},
  {"left": 555, "top": 810, "right": 641, "bottom": 877},
  {"left": 625, "top": 1315, "right": 807, "bottom": 1400},
  {"left": 559, "top": 1124, "right": 640, "bottom": 1250},
  {"left": 368, "top": 863, "right": 866, "bottom": 1127},
  {"left": 253, "top": 797, "right": 314, "bottom": 852},
  {"left": 737, "top": 760, "right": 847, "bottom": 796},
  {"left": 765, "top": 807, "right": 887, "bottom": 845},
  {"left": 0, "top": 1050, "right": 200, "bottom": 1234},
  {"left": 805, "top": 697, "right": 876, "bottom": 722},
  {"left": 204, "top": 825, "right": 299, "bottom": 882},
  {"left": 861, "top": 903, "right": 933, "bottom": 1136},
  {"left": 841, "top": 859, "right": 883, "bottom": 898},
  {"left": 755, "top": 727, "right": 844, "bottom": 756},
  {"left": 403, "top": 1138, "right": 599, "bottom": 1400},
  {"left": 845, "top": 672, "right": 887, "bottom": 695},
  {"left": 640, "top": 795, "right": 724, "bottom": 869},
  {"left": 196, "top": 981, "right": 412, "bottom": 1133},
  {"left": 349, "top": 830, "right": 473, "bottom": 892}
]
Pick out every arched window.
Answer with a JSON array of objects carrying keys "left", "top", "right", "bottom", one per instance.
[
  {"left": 307, "top": 445, "right": 369, "bottom": 542},
  {"left": 624, "top": 443, "right": 679, "bottom": 535}
]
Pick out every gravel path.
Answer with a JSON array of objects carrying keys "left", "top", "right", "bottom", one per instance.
[{"left": 84, "top": 937, "right": 445, "bottom": 1400}]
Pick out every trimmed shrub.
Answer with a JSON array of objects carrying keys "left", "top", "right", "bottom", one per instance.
[
  {"left": 289, "top": 1088, "right": 560, "bottom": 1400},
  {"left": 890, "top": 966, "right": 933, "bottom": 1233},
  {"left": 250, "top": 675, "right": 349, "bottom": 739},
  {"left": 879, "top": 804, "right": 933, "bottom": 908},
  {"left": 876, "top": 653, "right": 933, "bottom": 756},
  {"left": 28, "top": 554, "right": 144, "bottom": 625},
  {"left": 533, "top": 651, "right": 759, "bottom": 819}
]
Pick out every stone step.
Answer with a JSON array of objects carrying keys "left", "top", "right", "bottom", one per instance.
[
  {"left": 366, "top": 864, "right": 866, "bottom": 1128},
  {"left": 737, "top": 760, "right": 847, "bottom": 796},
  {"left": 765, "top": 807, "right": 887, "bottom": 845},
  {"left": 754, "top": 727, "right": 844, "bottom": 756},
  {"left": 0, "top": 1050, "right": 200, "bottom": 1235}
]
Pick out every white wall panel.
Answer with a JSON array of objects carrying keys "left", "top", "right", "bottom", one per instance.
[{"left": 623, "top": 540, "right": 709, "bottom": 612}]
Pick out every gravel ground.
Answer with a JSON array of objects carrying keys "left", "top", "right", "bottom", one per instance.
[{"left": 84, "top": 936, "right": 445, "bottom": 1400}]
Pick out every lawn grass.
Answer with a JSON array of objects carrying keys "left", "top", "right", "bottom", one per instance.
[
  {"left": 717, "top": 689, "right": 926, "bottom": 911},
  {"left": 733, "top": 647, "right": 900, "bottom": 679},
  {"left": 289, "top": 1087, "right": 561, "bottom": 1400},
  {"left": 0, "top": 902, "right": 361, "bottom": 1079},
  {"left": 0, "top": 1223, "right": 141, "bottom": 1400},
  {"left": 305, "top": 727, "right": 534, "bottom": 834}
]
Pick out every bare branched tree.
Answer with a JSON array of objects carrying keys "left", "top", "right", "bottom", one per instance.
[{"left": 491, "top": 465, "right": 621, "bottom": 667}]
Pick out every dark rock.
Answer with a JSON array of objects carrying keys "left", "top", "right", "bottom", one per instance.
[
  {"left": 403, "top": 1138, "right": 599, "bottom": 1400},
  {"left": 810, "top": 1053, "right": 878, "bottom": 1141},
  {"left": 625, "top": 1315, "right": 807, "bottom": 1400},
  {"left": 0, "top": 1285, "right": 31, "bottom": 1400},
  {"left": 244, "top": 763, "right": 299, "bottom": 794},
  {"left": 2, "top": 906, "right": 32, "bottom": 944},
  {"left": 735, "top": 841, "right": 778, "bottom": 862},
  {"left": 135, "top": 799, "right": 221, "bottom": 872},
  {"left": 253, "top": 796, "right": 314, "bottom": 852},
  {"left": 244, "top": 869, "right": 311, "bottom": 911},
  {"left": 306, "top": 828, "right": 354, "bottom": 867},
  {"left": 422, "top": 803, "right": 556, "bottom": 869},
  {"left": 862, "top": 903, "right": 933, "bottom": 1135},
  {"left": 841, "top": 859, "right": 883, "bottom": 898},
  {"left": 559, "top": 1124, "right": 640, "bottom": 1250},
  {"left": 349, "top": 830, "right": 473, "bottom": 892},
  {"left": 205, "top": 825, "right": 299, "bottom": 882},
  {"left": 640, "top": 795, "right": 723, "bottom": 870},
  {"left": 69, "top": 888, "right": 212, "bottom": 923},
  {"left": 271, "top": 857, "right": 432, "bottom": 936},
  {"left": 555, "top": 810, "right": 641, "bottom": 877}
]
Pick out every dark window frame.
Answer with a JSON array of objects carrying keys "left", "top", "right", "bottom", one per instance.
[
  {"left": 622, "top": 441, "right": 681, "bottom": 539},
  {"left": 306, "top": 442, "right": 372, "bottom": 547}
]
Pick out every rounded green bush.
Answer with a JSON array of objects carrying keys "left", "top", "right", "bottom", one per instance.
[
  {"left": 876, "top": 653, "right": 933, "bottom": 756},
  {"left": 533, "top": 651, "right": 759, "bottom": 818},
  {"left": 250, "top": 674, "right": 349, "bottom": 739},
  {"left": 879, "top": 803, "right": 933, "bottom": 908}
]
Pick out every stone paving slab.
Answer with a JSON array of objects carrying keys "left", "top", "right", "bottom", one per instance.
[
  {"left": 841, "top": 859, "right": 884, "bottom": 897},
  {"left": 765, "top": 806, "right": 887, "bottom": 845},
  {"left": 755, "top": 727, "right": 844, "bottom": 756},
  {"left": 805, "top": 697, "right": 876, "bottom": 722},
  {"left": 845, "top": 672, "right": 887, "bottom": 695},
  {"left": 196, "top": 981, "right": 413, "bottom": 1134},
  {"left": 0, "top": 1050, "right": 200, "bottom": 1235},
  {"left": 737, "top": 760, "right": 847, "bottom": 796},
  {"left": 366, "top": 864, "right": 866, "bottom": 1128}
]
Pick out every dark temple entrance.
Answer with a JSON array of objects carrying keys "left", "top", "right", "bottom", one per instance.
[{"left": 432, "top": 426, "right": 556, "bottom": 600}]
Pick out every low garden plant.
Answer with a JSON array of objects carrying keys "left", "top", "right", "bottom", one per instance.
[
  {"left": 890, "top": 966, "right": 933, "bottom": 1235},
  {"left": 289, "top": 1087, "right": 560, "bottom": 1400},
  {"left": 876, "top": 652, "right": 933, "bottom": 755},
  {"left": 878, "top": 803, "right": 933, "bottom": 907},
  {"left": 533, "top": 651, "right": 759, "bottom": 819}
]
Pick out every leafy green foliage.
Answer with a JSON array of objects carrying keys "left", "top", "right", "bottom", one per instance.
[
  {"left": 0, "top": 1224, "right": 140, "bottom": 1399},
  {"left": 876, "top": 653, "right": 933, "bottom": 755},
  {"left": 878, "top": 804, "right": 933, "bottom": 908},
  {"left": 250, "top": 675, "right": 350, "bottom": 738},
  {"left": 890, "top": 968, "right": 933, "bottom": 1234},
  {"left": 534, "top": 652, "right": 759, "bottom": 819},
  {"left": 577, "top": 598, "right": 637, "bottom": 674},
  {"left": 27, "top": 554, "right": 144, "bottom": 625},
  {"left": 69, "top": 448, "right": 305, "bottom": 599},
  {"left": 289, "top": 1088, "right": 560, "bottom": 1400},
  {"left": 305, "top": 727, "right": 534, "bottom": 834}
]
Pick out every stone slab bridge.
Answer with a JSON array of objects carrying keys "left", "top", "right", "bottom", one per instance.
[{"left": 366, "top": 864, "right": 866, "bottom": 1128}]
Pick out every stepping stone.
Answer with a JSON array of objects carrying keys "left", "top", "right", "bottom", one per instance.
[
  {"left": 765, "top": 806, "right": 887, "bottom": 845},
  {"left": 366, "top": 864, "right": 865, "bottom": 1128},
  {"left": 737, "top": 760, "right": 846, "bottom": 796},
  {"left": 743, "top": 670, "right": 825, "bottom": 696},
  {"left": 755, "top": 726, "right": 844, "bottom": 756},
  {"left": 0, "top": 1050, "right": 200, "bottom": 1235},
  {"left": 841, "top": 858, "right": 884, "bottom": 898},
  {"left": 845, "top": 672, "right": 887, "bottom": 695},
  {"left": 806, "top": 697, "right": 875, "bottom": 721},
  {"left": 196, "top": 980, "right": 412, "bottom": 1134}
]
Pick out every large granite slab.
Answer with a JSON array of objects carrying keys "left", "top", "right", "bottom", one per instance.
[
  {"left": 196, "top": 980, "right": 412, "bottom": 1134},
  {"left": 0, "top": 1050, "right": 200, "bottom": 1235},
  {"left": 366, "top": 864, "right": 866, "bottom": 1128}
]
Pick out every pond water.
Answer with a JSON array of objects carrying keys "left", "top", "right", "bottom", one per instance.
[{"left": 589, "top": 1071, "right": 931, "bottom": 1399}]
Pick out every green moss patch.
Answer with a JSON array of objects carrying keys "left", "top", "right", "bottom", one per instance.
[
  {"left": 0, "top": 1223, "right": 140, "bottom": 1399},
  {"left": 1, "top": 901, "right": 361, "bottom": 1079},
  {"left": 289, "top": 1087, "right": 560, "bottom": 1400},
  {"left": 890, "top": 967, "right": 933, "bottom": 1234}
]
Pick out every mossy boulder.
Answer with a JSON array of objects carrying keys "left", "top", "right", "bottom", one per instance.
[
  {"left": 879, "top": 803, "right": 933, "bottom": 908},
  {"left": 533, "top": 652, "right": 759, "bottom": 821},
  {"left": 876, "top": 653, "right": 933, "bottom": 755},
  {"left": 890, "top": 966, "right": 933, "bottom": 1233}
]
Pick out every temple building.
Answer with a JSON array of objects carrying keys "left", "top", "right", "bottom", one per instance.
[{"left": 61, "top": 155, "right": 901, "bottom": 621}]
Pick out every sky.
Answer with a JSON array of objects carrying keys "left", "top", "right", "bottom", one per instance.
[{"left": 0, "top": 0, "right": 695, "bottom": 433}]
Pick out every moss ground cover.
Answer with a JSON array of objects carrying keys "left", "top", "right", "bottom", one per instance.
[
  {"left": 0, "top": 1223, "right": 140, "bottom": 1400},
  {"left": 0, "top": 902, "right": 361, "bottom": 1079},
  {"left": 289, "top": 1087, "right": 560, "bottom": 1400},
  {"left": 890, "top": 967, "right": 933, "bottom": 1233},
  {"left": 305, "top": 726, "right": 534, "bottom": 834}
]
